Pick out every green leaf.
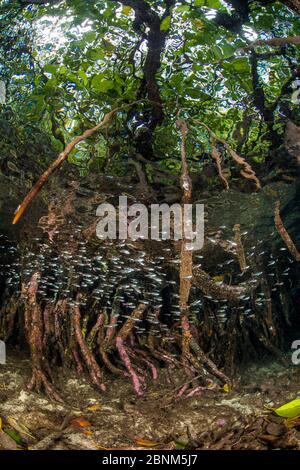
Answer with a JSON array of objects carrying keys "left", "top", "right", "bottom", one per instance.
[
  {"left": 44, "top": 64, "right": 57, "bottom": 74},
  {"left": 44, "top": 77, "right": 57, "bottom": 90},
  {"left": 67, "top": 73, "right": 82, "bottom": 87},
  {"left": 175, "top": 440, "right": 187, "bottom": 449},
  {"left": 122, "top": 5, "right": 132, "bottom": 15},
  {"left": 160, "top": 16, "right": 171, "bottom": 31},
  {"left": 274, "top": 399, "right": 300, "bottom": 419},
  {"left": 256, "top": 13, "right": 274, "bottom": 30},
  {"left": 102, "top": 39, "right": 115, "bottom": 52},
  {"left": 211, "top": 45, "right": 223, "bottom": 60},
  {"left": 237, "top": 78, "right": 253, "bottom": 93},
  {"left": 220, "top": 43, "right": 236, "bottom": 58},
  {"left": 91, "top": 75, "right": 114, "bottom": 93},
  {"left": 207, "top": 0, "right": 222, "bottom": 8},
  {"left": 176, "top": 5, "right": 190, "bottom": 13},
  {"left": 59, "top": 66, "right": 67, "bottom": 75},
  {"left": 87, "top": 49, "right": 104, "bottom": 60},
  {"left": 186, "top": 88, "right": 212, "bottom": 100},
  {"left": 83, "top": 31, "right": 97, "bottom": 43},
  {"left": 224, "top": 58, "right": 250, "bottom": 74},
  {"left": 3, "top": 428, "right": 23, "bottom": 446},
  {"left": 78, "top": 70, "right": 88, "bottom": 85}
]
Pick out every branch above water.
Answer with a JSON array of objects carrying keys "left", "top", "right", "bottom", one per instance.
[{"left": 12, "top": 102, "right": 139, "bottom": 225}]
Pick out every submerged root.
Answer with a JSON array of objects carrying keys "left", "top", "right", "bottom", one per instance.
[
  {"left": 189, "top": 336, "right": 230, "bottom": 386},
  {"left": 24, "top": 272, "right": 63, "bottom": 402},
  {"left": 274, "top": 200, "right": 300, "bottom": 262},
  {"left": 177, "top": 315, "right": 230, "bottom": 394},
  {"left": 2, "top": 264, "right": 283, "bottom": 399},
  {"left": 133, "top": 348, "right": 158, "bottom": 380},
  {"left": 5, "top": 296, "right": 278, "bottom": 398},
  {"left": 72, "top": 295, "right": 106, "bottom": 392},
  {"left": 193, "top": 267, "right": 248, "bottom": 301},
  {"left": 116, "top": 336, "right": 144, "bottom": 395},
  {"left": 27, "top": 366, "right": 63, "bottom": 402}
]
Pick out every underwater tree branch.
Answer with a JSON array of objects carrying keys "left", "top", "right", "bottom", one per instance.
[
  {"left": 192, "top": 267, "right": 249, "bottom": 301},
  {"left": 274, "top": 200, "right": 300, "bottom": 261}
]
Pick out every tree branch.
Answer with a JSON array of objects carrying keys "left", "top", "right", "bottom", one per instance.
[
  {"left": 194, "top": 119, "right": 261, "bottom": 190},
  {"left": 12, "top": 102, "right": 139, "bottom": 225},
  {"left": 240, "top": 36, "right": 300, "bottom": 53},
  {"left": 107, "top": 0, "right": 175, "bottom": 160},
  {"left": 274, "top": 200, "right": 300, "bottom": 261},
  {"left": 19, "top": 0, "right": 60, "bottom": 5}
]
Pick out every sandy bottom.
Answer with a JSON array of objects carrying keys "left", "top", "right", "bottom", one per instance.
[{"left": 0, "top": 350, "right": 300, "bottom": 450}]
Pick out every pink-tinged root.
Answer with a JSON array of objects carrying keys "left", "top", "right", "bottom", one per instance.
[
  {"left": 116, "top": 336, "right": 143, "bottom": 396},
  {"left": 135, "top": 348, "right": 158, "bottom": 380},
  {"left": 186, "top": 386, "right": 205, "bottom": 398},
  {"left": 177, "top": 383, "right": 190, "bottom": 397}
]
